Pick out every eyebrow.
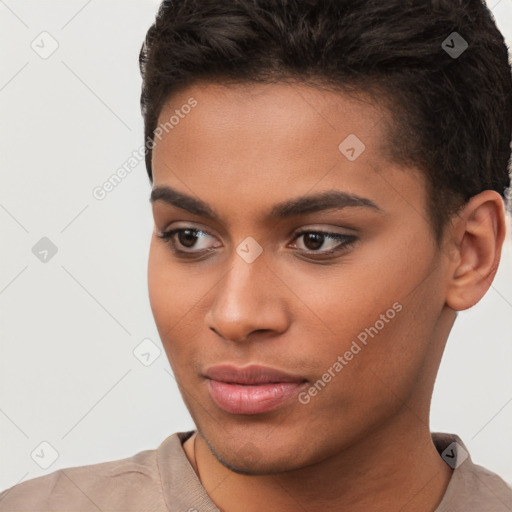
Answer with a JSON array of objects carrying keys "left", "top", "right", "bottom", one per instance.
[{"left": 149, "top": 185, "right": 382, "bottom": 220}]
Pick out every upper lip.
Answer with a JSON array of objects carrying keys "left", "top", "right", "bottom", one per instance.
[{"left": 204, "top": 364, "right": 306, "bottom": 385}]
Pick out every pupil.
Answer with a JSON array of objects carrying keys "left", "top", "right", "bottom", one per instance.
[
  {"left": 305, "top": 233, "right": 324, "bottom": 250},
  {"left": 179, "top": 229, "right": 198, "bottom": 248}
]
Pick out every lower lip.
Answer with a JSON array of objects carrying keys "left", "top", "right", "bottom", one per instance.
[{"left": 207, "top": 379, "right": 306, "bottom": 414}]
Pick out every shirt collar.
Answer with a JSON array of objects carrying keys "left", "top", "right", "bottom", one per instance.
[{"left": 157, "top": 430, "right": 510, "bottom": 512}]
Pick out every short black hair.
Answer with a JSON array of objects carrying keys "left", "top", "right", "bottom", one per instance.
[{"left": 139, "top": 0, "right": 512, "bottom": 243}]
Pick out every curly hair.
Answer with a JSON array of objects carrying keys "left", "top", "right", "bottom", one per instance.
[{"left": 139, "top": 0, "right": 512, "bottom": 242}]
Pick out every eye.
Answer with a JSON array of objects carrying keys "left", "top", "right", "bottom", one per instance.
[
  {"left": 290, "top": 229, "right": 357, "bottom": 256},
  {"left": 156, "top": 226, "right": 357, "bottom": 260},
  {"left": 156, "top": 227, "right": 220, "bottom": 256}
]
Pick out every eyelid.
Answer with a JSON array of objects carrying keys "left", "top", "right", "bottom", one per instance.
[
  {"left": 290, "top": 223, "right": 358, "bottom": 236},
  {"left": 158, "top": 225, "right": 220, "bottom": 246},
  {"left": 289, "top": 228, "right": 356, "bottom": 252},
  {"left": 157, "top": 222, "right": 358, "bottom": 260},
  {"left": 158, "top": 222, "right": 355, "bottom": 243}
]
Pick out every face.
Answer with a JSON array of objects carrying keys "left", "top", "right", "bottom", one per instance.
[{"left": 148, "top": 81, "right": 453, "bottom": 474}]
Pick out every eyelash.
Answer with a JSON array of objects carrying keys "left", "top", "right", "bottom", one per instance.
[{"left": 156, "top": 227, "right": 357, "bottom": 260}]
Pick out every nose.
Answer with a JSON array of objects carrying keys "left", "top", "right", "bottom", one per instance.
[{"left": 204, "top": 251, "right": 290, "bottom": 343}]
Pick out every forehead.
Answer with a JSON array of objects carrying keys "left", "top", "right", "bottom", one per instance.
[
  {"left": 154, "top": 81, "right": 388, "bottom": 160},
  {"left": 151, "top": 81, "right": 426, "bottom": 224}
]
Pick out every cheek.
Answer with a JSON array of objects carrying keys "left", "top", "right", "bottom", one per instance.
[
  {"left": 147, "top": 242, "right": 194, "bottom": 348},
  {"left": 147, "top": 240, "right": 215, "bottom": 367},
  {"left": 291, "top": 243, "right": 442, "bottom": 402},
  {"left": 281, "top": 253, "right": 404, "bottom": 348},
  {"left": 148, "top": 241, "right": 175, "bottom": 326}
]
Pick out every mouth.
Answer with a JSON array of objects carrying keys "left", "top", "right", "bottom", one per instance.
[{"left": 204, "top": 364, "right": 308, "bottom": 414}]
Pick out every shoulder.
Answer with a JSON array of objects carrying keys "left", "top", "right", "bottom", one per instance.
[
  {"left": 433, "top": 432, "right": 512, "bottom": 512},
  {"left": 448, "top": 460, "right": 512, "bottom": 511},
  {"left": 0, "top": 434, "right": 184, "bottom": 512}
]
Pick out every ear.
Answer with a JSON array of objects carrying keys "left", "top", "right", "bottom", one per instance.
[{"left": 445, "top": 190, "right": 507, "bottom": 311}]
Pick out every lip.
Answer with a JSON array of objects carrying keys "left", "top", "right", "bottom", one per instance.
[
  {"left": 204, "top": 364, "right": 307, "bottom": 415},
  {"left": 204, "top": 364, "right": 306, "bottom": 384}
]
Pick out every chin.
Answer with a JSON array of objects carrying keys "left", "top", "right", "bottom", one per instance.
[
  {"left": 216, "top": 453, "right": 303, "bottom": 476},
  {"left": 205, "top": 434, "right": 305, "bottom": 476}
]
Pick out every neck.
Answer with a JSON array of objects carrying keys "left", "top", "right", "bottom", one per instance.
[{"left": 186, "top": 411, "right": 452, "bottom": 512}]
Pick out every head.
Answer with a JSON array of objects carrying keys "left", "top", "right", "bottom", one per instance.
[{"left": 140, "top": 0, "right": 511, "bottom": 474}]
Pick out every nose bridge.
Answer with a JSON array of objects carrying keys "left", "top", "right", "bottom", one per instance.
[
  {"left": 215, "top": 249, "right": 268, "bottom": 321},
  {"left": 206, "top": 245, "right": 288, "bottom": 341}
]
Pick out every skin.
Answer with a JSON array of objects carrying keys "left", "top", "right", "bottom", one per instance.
[{"left": 148, "top": 81, "right": 507, "bottom": 512}]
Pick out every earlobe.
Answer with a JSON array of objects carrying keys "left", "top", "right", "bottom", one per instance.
[{"left": 445, "top": 190, "right": 507, "bottom": 312}]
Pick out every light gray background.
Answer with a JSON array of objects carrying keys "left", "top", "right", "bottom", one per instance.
[{"left": 1, "top": 0, "right": 511, "bottom": 493}]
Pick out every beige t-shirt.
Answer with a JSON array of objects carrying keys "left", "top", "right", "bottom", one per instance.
[{"left": 0, "top": 431, "right": 510, "bottom": 511}]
